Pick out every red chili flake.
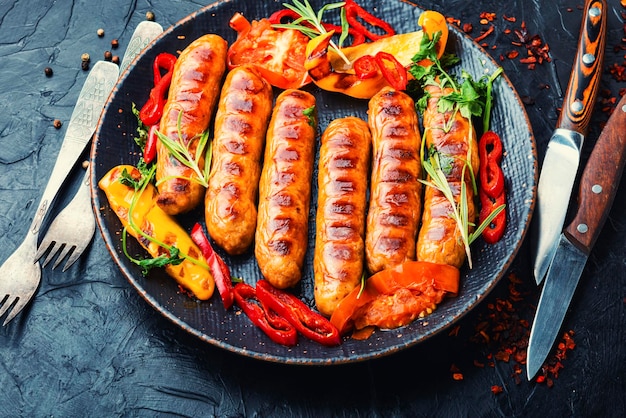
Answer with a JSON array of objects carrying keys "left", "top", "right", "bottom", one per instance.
[
  {"left": 452, "top": 373, "right": 464, "bottom": 381},
  {"left": 479, "top": 11, "right": 496, "bottom": 22},
  {"left": 446, "top": 16, "right": 461, "bottom": 26},
  {"left": 491, "top": 385, "right": 504, "bottom": 395},
  {"left": 475, "top": 25, "right": 495, "bottom": 42},
  {"left": 507, "top": 50, "right": 519, "bottom": 59},
  {"left": 503, "top": 28, "right": 512, "bottom": 34},
  {"left": 449, "top": 325, "right": 461, "bottom": 337},
  {"left": 503, "top": 15, "right": 516, "bottom": 22},
  {"left": 463, "top": 23, "right": 473, "bottom": 34}
]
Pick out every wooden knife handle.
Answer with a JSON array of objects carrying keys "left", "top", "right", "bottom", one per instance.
[
  {"left": 555, "top": 0, "right": 606, "bottom": 135},
  {"left": 565, "top": 94, "right": 626, "bottom": 253}
]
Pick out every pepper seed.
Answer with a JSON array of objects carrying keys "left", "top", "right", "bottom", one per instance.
[
  {"left": 111, "top": 39, "right": 119, "bottom": 49},
  {"left": 44, "top": 67, "right": 53, "bottom": 77},
  {"left": 97, "top": 28, "right": 105, "bottom": 37},
  {"left": 104, "top": 50, "right": 113, "bottom": 61},
  {"left": 53, "top": 119, "right": 62, "bottom": 129},
  {"left": 146, "top": 11, "right": 155, "bottom": 21}
]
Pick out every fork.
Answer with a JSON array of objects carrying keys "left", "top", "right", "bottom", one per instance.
[{"left": 35, "top": 164, "right": 96, "bottom": 271}]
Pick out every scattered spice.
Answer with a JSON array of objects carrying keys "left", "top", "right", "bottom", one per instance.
[
  {"left": 474, "top": 25, "right": 495, "bottom": 43},
  {"left": 53, "top": 119, "right": 62, "bottom": 129},
  {"left": 111, "top": 39, "right": 119, "bottom": 49},
  {"left": 97, "top": 28, "right": 105, "bottom": 37},
  {"left": 81, "top": 53, "right": 90, "bottom": 62},
  {"left": 491, "top": 385, "right": 504, "bottom": 395},
  {"left": 44, "top": 67, "right": 53, "bottom": 77},
  {"left": 112, "top": 55, "right": 120, "bottom": 65},
  {"left": 104, "top": 50, "right": 113, "bottom": 61},
  {"left": 146, "top": 11, "right": 155, "bottom": 21}
]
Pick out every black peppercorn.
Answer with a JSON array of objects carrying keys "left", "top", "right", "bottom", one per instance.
[
  {"left": 44, "top": 67, "right": 53, "bottom": 77},
  {"left": 111, "top": 39, "right": 119, "bottom": 49},
  {"left": 104, "top": 50, "right": 112, "bottom": 61}
]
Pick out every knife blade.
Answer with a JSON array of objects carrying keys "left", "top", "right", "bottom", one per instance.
[
  {"left": 532, "top": 0, "right": 606, "bottom": 285},
  {"left": 527, "top": 92, "right": 626, "bottom": 380}
]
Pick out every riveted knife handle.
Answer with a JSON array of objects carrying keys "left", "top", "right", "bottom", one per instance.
[
  {"left": 555, "top": 0, "right": 606, "bottom": 136},
  {"left": 565, "top": 94, "right": 626, "bottom": 253}
]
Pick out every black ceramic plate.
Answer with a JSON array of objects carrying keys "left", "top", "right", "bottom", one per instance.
[{"left": 91, "top": 0, "right": 537, "bottom": 364}]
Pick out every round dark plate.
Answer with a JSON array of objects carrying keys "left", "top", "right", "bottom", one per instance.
[{"left": 91, "top": 0, "right": 537, "bottom": 365}]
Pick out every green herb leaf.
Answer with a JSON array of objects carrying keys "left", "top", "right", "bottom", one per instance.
[
  {"left": 303, "top": 105, "right": 316, "bottom": 127},
  {"left": 131, "top": 102, "right": 149, "bottom": 150}
]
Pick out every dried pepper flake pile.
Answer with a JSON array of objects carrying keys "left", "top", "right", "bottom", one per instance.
[{"left": 452, "top": 273, "right": 577, "bottom": 390}]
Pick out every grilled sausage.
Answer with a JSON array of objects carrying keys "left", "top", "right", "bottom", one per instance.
[
  {"left": 416, "top": 83, "right": 479, "bottom": 268},
  {"left": 314, "top": 117, "right": 371, "bottom": 316},
  {"left": 156, "top": 34, "right": 227, "bottom": 215},
  {"left": 205, "top": 66, "right": 273, "bottom": 255},
  {"left": 255, "top": 89, "right": 317, "bottom": 289},
  {"left": 365, "top": 87, "right": 423, "bottom": 274}
]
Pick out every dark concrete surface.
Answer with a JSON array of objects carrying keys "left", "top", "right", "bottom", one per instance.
[{"left": 0, "top": 0, "right": 624, "bottom": 416}]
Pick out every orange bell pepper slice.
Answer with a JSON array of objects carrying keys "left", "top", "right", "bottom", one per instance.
[
  {"left": 304, "top": 10, "right": 448, "bottom": 99},
  {"left": 330, "top": 261, "right": 460, "bottom": 335}
]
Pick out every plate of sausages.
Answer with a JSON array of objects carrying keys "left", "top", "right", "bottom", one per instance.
[{"left": 91, "top": 0, "right": 537, "bottom": 364}]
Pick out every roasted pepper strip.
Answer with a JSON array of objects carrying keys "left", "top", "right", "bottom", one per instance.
[
  {"left": 143, "top": 125, "right": 158, "bottom": 164},
  {"left": 305, "top": 11, "right": 448, "bottom": 99},
  {"left": 478, "top": 131, "right": 507, "bottom": 244},
  {"left": 190, "top": 223, "right": 234, "bottom": 310},
  {"left": 255, "top": 280, "right": 341, "bottom": 346},
  {"left": 139, "top": 53, "right": 177, "bottom": 126},
  {"left": 479, "top": 190, "right": 506, "bottom": 244},
  {"left": 98, "top": 165, "right": 215, "bottom": 300},
  {"left": 478, "top": 131, "right": 505, "bottom": 198},
  {"left": 344, "top": 0, "right": 395, "bottom": 41},
  {"left": 375, "top": 51, "right": 407, "bottom": 91},
  {"left": 233, "top": 283, "right": 298, "bottom": 346}
]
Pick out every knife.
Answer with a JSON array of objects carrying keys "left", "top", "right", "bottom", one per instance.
[
  {"left": 527, "top": 92, "right": 626, "bottom": 380},
  {"left": 532, "top": 0, "right": 606, "bottom": 285}
]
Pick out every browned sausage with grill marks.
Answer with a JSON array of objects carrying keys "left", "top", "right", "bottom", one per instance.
[
  {"left": 156, "top": 34, "right": 227, "bottom": 215},
  {"left": 205, "top": 66, "right": 273, "bottom": 255},
  {"left": 314, "top": 117, "right": 371, "bottom": 317},
  {"left": 365, "top": 87, "right": 423, "bottom": 274},
  {"left": 255, "top": 89, "right": 317, "bottom": 289},
  {"left": 416, "top": 83, "right": 479, "bottom": 268}
]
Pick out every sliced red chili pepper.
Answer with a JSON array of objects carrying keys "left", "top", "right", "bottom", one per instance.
[
  {"left": 268, "top": 9, "right": 301, "bottom": 24},
  {"left": 344, "top": 0, "right": 395, "bottom": 42},
  {"left": 375, "top": 51, "right": 407, "bottom": 91},
  {"left": 139, "top": 53, "right": 177, "bottom": 127},
  {"left": 479, "top": 190, "right": 506, "bottom": 244},
  {"left": 233, "top": 283, "right": 298, "bottom": 346},
  {"left": 139, "top": 70, "right": 173, "bottom": 126},
  {"left": 190, "top": 223, "right": 234, "bottom": 310},
  {"left": 255, "top": 280, "right": 341, "bottom": 346},
  {"left": 479, "top": 131, "right": 505, "bottom": 198},
  {"left": 152, "top": 52, "right": 177, "bottom": 85},
  {"left": 143, "top": 125, "right": 158, "bottom": 164},
  {"left": 353, "top": 54, "right": 378, "bottom": 79}
]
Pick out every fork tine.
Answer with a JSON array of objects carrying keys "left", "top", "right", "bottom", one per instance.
[
  {"left": 61, "top": 247, "right": 83, "bottom": 272},
  {"left": 2, "top": 296, "right": 28, "bottom": 326},
  {"left": 34, "top": 240, "right": 52, "bottom": 263},
  {"left": 51, "top": 245, "right": 75, "bottom": 270},
  {"left": 41, "top": 243, "right": 63, "bottom": 268},
  {"left": 0, "top": 295, "right": 13, "bottom": 319}
]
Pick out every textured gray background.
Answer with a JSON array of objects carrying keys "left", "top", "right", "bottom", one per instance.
[{"left": 1, "top": 0, "right": 624, "bottom": 416}]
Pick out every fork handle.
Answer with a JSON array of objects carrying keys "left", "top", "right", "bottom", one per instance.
[{"left": 29, "top": 62, "right": 118, "bottom": 236}]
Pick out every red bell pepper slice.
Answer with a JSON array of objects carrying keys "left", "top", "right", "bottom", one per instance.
[
  {"left": 375, "top": 51, "right": 407, "bottom": 91},
  {"left": 344, "top": 0, "right": 395, "bottom": 42},
  {"left": 353, "top": 54, "right": 378, "bottom": 79},
  {"left": 143, "top": 125, "right": 158, "bottom": 164},
  {"left": 233, "top": 283, "right": 298, "bottom": 346},
  {"left": 479, "top": 188, "right": 507, "bottom": 244},
  {"left": 478, "top": 131, "right": 505, "bottom": 199},
  {"left": 255, "top": 280, "right": 341, "bottom": 346},
  {"left": 190, "top": 223, "right": 234, "bottom": 310},
  {"left": 139, "top": 53, "right": 177, "bottom": 127}
]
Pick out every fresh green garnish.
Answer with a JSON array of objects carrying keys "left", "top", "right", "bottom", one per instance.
[
  {"left": 303, "top": 105, "right": 316, "bottom": 127},
  {"left": 273, "top": 0, "right": 350, "bottom": 64},
  {"left": 411, "top": 30, "right": 504, "bottom": 268},
  {"left": 155, "top": 109, "right": 212, "bottom": 188},
  {"left": 118, "top": 163, "right": 208, "bottom": 275},
  {"left": 131, "top": 102, "right": 149, "bottom": 150}
]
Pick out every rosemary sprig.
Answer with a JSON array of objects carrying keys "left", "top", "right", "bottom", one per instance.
[
  {"left": 155, "top": 108, "right": 211, "bottom": 188},
  {"left": 273, "top": 0, "right": 350, "bottom": 64}
]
